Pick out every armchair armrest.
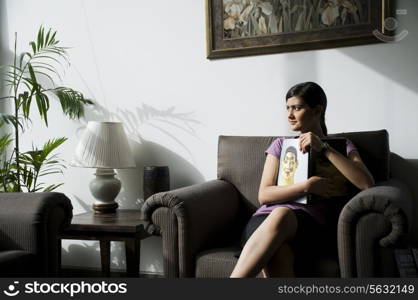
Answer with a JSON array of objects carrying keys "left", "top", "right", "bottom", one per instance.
[
  {"left": 337, "top": 179, "right": 410, "bottom": 277},
  {"left": 141, "top": 179, "right": 240, "bottom": 277},
  {"left": 0, "top": 192, "right": 73, "bottom": 275}
]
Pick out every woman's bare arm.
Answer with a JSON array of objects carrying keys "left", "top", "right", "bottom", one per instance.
[
  {"left": 324, "top": 148, "right": 375, "bottom": 190},
  {"left": 299, "top": 133, "right": 375, "bottom": 191}
]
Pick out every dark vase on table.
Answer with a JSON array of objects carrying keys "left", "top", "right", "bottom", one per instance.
[{"left": 143, "top": 166, "right": 170, "bottom": 200}]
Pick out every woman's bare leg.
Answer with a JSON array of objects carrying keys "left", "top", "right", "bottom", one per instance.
[
  {"left": 230, "top": 207, "right": 297, "bottom": 278},
  {"left": 262, "top": 243, "right": 294, "bottom": 277}
]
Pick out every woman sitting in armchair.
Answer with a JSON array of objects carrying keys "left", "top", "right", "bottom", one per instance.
[{"left": 230, "top": 81, "right": 375, "bottom": 278}]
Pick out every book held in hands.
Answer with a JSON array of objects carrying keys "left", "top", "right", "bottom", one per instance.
[{"left": 277, "top": 137, "right": 351, "bottom": 204}]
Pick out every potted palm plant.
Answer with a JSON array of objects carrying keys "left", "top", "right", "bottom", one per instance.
[{"left": 0, "top": 26, "right": 93, "bottom": 192}]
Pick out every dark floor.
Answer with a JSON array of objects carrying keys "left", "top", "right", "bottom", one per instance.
[{"left": 60, "top": 267, "right": 164, "bottom": 278}]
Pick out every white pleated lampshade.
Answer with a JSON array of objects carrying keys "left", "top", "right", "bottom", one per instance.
[{"left": 73, "top": 121, "right": 136, "bottom": 169}]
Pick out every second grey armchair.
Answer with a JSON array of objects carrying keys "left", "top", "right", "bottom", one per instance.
[{"left": 0, "top": 192, "right": 73, "bottom": 277}]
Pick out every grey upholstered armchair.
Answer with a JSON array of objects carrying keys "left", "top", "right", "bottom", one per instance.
[
  {"left": 142, "top": 130, "right": 412, "bottom": 278},
  {"left": 0, "top": 192, "right": 73, "bottom": 277}
]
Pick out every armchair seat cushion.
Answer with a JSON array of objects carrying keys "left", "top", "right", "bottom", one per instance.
[
  {"left": 0, "top": 250, "right": 37, "bottom": 276},
  {"left": 195, "top": 246, "right": 239, "bottom": 278},
  {"left": 195, "top": 246, "right": 264, "bottom": 278},
  {"left": 195, "top": 246, "right": 340, "bottom": 278},
  {"left": 312, "top": 256, "right": 340, "bottom": 277}
]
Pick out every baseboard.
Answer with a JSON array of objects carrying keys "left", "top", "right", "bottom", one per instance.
[{"left": 60, "top": 266, "right": 164, "bottom": 278}]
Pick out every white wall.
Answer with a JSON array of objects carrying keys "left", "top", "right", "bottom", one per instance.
[{"left": 1, "top": 0, "right": 417, "bottom": 275}]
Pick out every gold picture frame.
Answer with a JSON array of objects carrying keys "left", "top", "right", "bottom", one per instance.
[{"left": 206, "top": 0, "right": 392, "bottom": 59}]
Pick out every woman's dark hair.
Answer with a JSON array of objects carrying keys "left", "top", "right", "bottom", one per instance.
[
  {"left": 285, "top": 82, "right": 328, "bottom": 136},
  {"left": 284, "top": 146, "right": 298, "bottom": 163}
]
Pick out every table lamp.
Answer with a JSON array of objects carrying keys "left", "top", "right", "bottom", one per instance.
[{"left": 72, "top": 121, "right": 136, "bottom": 214}]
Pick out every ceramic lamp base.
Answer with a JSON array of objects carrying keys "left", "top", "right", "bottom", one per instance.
[
  {"left": 89, "top": 168, "right": 121, "bottom": 214},
  {"left": 92, "top": 202, "right": 119, "bottom": 214}
]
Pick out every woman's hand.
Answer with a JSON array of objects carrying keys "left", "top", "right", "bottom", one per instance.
[
  {"left": 305, "top": 176, "right": 334, "bottom": 198},
  {"left": 299, "top": 132, "right": 324, "bottom": 153}
]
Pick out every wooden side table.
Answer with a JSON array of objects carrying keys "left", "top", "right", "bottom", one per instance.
[{"left": 59, "top": 209, "right": 150, "bottom": 277}]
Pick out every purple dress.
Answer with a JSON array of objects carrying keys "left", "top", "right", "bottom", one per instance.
[{"left": 253, "top": 136, "right": 357, "bottom": 225}]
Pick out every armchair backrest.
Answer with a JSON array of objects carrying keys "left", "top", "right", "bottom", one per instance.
[{"left": 217, "top": 130, "right": 389, "bottom": 212}]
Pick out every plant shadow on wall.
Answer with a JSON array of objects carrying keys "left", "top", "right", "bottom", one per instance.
[
  {"left": 70, "top": 102, "right": 205, "bottom": 210},
  {"left": 63, "top": 103, "right": 204, "bottom": 272},
  {"left": 61, "top": 236, "right": 164, "bottom": 274}
]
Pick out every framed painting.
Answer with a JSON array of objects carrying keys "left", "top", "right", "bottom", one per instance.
[{"left": 206, "top": 0, "right": 392, "bottom": 59}]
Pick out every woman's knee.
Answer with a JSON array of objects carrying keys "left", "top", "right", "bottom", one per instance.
[{"left": 263, "top": 207, "right": 297, "bottom": 238}]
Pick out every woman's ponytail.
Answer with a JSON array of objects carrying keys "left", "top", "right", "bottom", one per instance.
[{"left": 320, "top": 112, "right": 327, "bottom": 136}]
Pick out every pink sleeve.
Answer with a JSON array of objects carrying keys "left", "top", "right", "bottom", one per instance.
[
  {"left": 265, "top": 138, "right": 283, "bottom": 159},
  {"left": 346, "top": 139, "right": 357, "bottom": 154}
]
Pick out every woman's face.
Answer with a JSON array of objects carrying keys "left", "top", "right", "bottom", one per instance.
[{"left": 286, "top": 96, "right": 321, "bottom": 133}]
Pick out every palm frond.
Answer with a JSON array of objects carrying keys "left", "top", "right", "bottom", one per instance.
[
  {"left": 31, "top": 61, "right": 60, "bottom": 74},
  {"left": 2, "top": 80, "right": 16, "bottom": 87},
  {"left": 19, "top": 91, "right": 31, "bottom": 119},
  {"left": 5, "top": 64, "right": 25, "bottom": 72},
  {"left": 30, "top": 67, "right": 57, "bottom": 86},
  {"left": 30, "top": 55, "right": 65, "bottom": 70},
  {"left": 20, "top": 163, "right": 35, "bottom": 191},
  {"left": 35, "top": 93, "right": 50, "bottom": 126},
  {"left": 27, "top": 63, "right": 51, "bottom": 126},
  {"left": 51, "top": 87, "right": 93, "bottom": 119},
  {"left": 43, "top": 183, "right": 64, "bottom": 192},
  {"left": 1, "top": 26, "right": 93, "bottom": 193},
  {"left": 39, "top": 169, "right": 65, "bottom": 177},
  {"left": 0, "top": 159, "right": 18, "bottom": 192},
  {"left": 41, "top": 137, "right": 67, "bottom": 158},
  {"left": 20, "top": 78, "right": 35, "bottom": 96},
  {"left": 18, "top": 137, "right": 67, "bottom": 192},
  {"left": 19, "top": 52, "right": 32, "bottom": 69},
  {"left": 0, "top": 96, "right": 14, "bottom": 101},
  {"left": 30, "top": 26, "right": 69, "bottom": 62},
  {"left": 19, "top": 138, "right": 66, "bottom": 166},
  {"left": 34, "top": 47, "right": 69, "bottom": 61},
  {"left": 31, "top": 58, "right": 65, "bottom": 82},
  {"left": 0, "top": 134, "right": 13, "bottom": 154},
  {"left": 2, "top": 70, "right": 21, "bottom": 83},
  {"left": 0, "top": 113, "right": 22, "bottom": 129}
]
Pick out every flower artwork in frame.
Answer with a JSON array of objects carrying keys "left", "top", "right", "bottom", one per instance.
[{"left": 206, "top": 0, "right": 392, "bottom": 59}]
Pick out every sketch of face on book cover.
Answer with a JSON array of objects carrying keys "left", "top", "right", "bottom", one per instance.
[{"left": 278, "top": 146, "right": 299, "bottom": 186}]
